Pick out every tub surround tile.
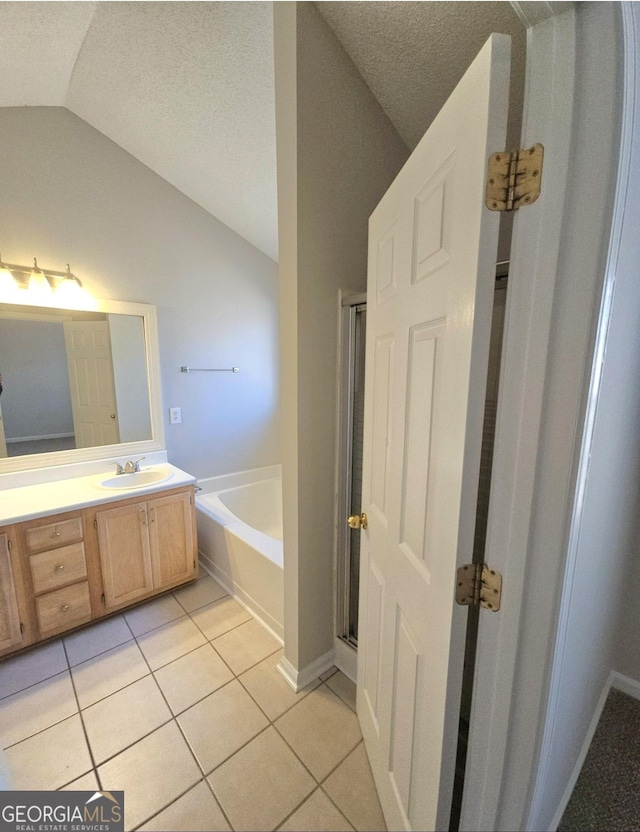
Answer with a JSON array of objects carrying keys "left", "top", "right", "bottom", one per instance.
[
  {"left": 136, "top": 616, "right": 206, "bottom": 671},
  {"left": 325, "top": 671, "right": 357, "bottom": 712},
  {"left": 82, "top": 675, "right": 172, "bottom": 764},
  {"left": 0, "top": 671, "right": 77, "bottom": 748},
  {"left": 239, "top": 650, "right": 320, "bottom": 721},
  {"left": 59, "top": 771, "right": 100, "bottom": 791},
  {"left": 154, "top": 644, "right": 233, "bottom": 715},
  {"left": 64, "top": 615, "right": 132, "bottom": 667},
  {"left": 279, "top": 790, "right": 354, "bottom": 831},
  {"left": 97, "top": 721, "right": 201, "bottom": 831},
  {"left": 0, "top": 641, "right": 68, "bottom": 699},
  {"left": 208, "top": 727, "right": 315, "bottom": 832},
  {"left": 323, "top": 744, "right": 387, "bottom": 832},
  {"left": 190, "top": 596, "right": 251, "bottom": 641},
  {"left": 178, "top": 680, "right": 268, "bottom": 774},
  {"left": 71, "top": 641, "right": 149, "bottom": 709},
  {"left": 4, "top": 715, "right": 92, "bottom": 790},
  {"left": 174, "top": 576, "right": 228, "bottom": 613},
  {"left": 211, "top": 619, "right": 280, "bottom": 676},
  {"left": 275, "top": 686, "right": 362, "bottom": 782},
  {"left": 124, "top": 594, "right": 186, "bottom": 637},
  {"left": 138, "top": 781, "right": 230, "bottom": 831}
]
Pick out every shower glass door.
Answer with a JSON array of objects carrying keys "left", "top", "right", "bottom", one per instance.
[{"left": 338, "top": 299, "right": 366, "bottom": 647}]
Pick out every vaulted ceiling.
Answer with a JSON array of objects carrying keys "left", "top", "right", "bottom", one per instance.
[{"left": 0, "top": 2, "right": 525, "bottom": 262}]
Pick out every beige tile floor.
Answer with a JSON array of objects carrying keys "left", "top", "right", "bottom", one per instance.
[{"left": 0, "top": 569, "right": 387, "bottom": 832}]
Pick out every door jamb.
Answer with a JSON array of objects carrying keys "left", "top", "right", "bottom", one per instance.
[
  {"left": 462, "top": 3, "right": 635, "bottom": 830},
  {"left": 461, "top": 5, "right": 578, "bottom": 829}
]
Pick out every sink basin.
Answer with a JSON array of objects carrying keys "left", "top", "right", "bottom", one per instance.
[{"left": 97, "top": 469, "right": 173, "bottom": 490}]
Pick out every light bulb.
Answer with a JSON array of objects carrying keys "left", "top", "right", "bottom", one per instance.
[
  {"left": 55, "top": 276, "right": 84, "bottom": 306},
  {"left": 28, "top": 267, "right": 53, "bottom": 300},
  {"left": 0, "top": 267, "right": 18, "bottom": 302}
]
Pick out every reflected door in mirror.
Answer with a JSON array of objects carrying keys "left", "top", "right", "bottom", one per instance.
[{"left": 63, "top": 320, "right": 120, "bottom": 448}]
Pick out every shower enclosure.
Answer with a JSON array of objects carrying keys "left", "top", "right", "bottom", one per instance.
[{"left": 337, "top": 295, "right": 367, "bottom": 647}]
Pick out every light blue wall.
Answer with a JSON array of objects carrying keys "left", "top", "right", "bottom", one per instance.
[{"left": 0, "top": 107, "right": 280, "bottom": 479}]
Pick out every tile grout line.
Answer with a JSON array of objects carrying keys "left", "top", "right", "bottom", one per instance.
[
  {"left": 3, "top": 572, "right": 365, "bottom": 831},
  {"left": 274, "top": 784, "right": 355, "bottom": 832},
  {"left": 129, "top": 777, "right": 213, "bottom": 832},
  {"left": 177, "top": 596, "right": 330, "bottom": 828},
  {"left": 120, "top": 613, "right": 236, "bottom": 832},
  {"left": 176, "top": 587, "right": 363, "bottom": 828},
  {"left": 318, "top": 784, "right": 358, "bottom": 831},
  {"left": 203, "top": 659, "right": 363, "bottom": 826},
  {"left": 61, "top": 639, "right": 103, "bottom": 792}
]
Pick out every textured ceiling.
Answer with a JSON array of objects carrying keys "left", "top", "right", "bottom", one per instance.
[
  {"left": 315, "top": 1, "right": 526, "bottom": 150},
  {"left": 0, "top": 1, "right": 278, "bottom": 260},
  {"left": 0, "top": 2, "right": 97, "bottom": 106},
  {"left": 0, "top": 2, "right": 526, "bottom": 263}
]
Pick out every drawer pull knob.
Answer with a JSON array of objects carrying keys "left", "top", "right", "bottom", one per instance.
[
  {"left": 53, "top": 531, "right": 61, "bottom": 538},
  {"left": 60, "top": 604, "right": 70, "bottom": 612},
  {"left": 55, "top": 564, "right": 65, "bottom": 573}
]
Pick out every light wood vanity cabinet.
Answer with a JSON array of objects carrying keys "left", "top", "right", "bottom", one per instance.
[
  {"left": 0, "top": 484, "right": 196, "bottom": 658},
  {"left": 95, "top": 490, "right": 195, "bottom": 610},
  {"left": 0, "top": 531, "right": 31, "bottom": 654},
  {"left": 20, "top": 512, "right": 92, "bottom": 639}
]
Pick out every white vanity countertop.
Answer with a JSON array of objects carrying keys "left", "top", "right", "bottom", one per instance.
[{"left": 0, "top": 463, "right": 196, "bottom": 525}]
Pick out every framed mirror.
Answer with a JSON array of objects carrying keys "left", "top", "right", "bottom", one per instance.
[{"left": 0, "top": 296, "right": 165, "bottom": 474}]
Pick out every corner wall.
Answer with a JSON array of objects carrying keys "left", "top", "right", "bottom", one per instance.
[
  {"left": 0, "top": 107, "right": 280, "bottom": 479},
  {"left": 274, "top": 2, "right": 408, "bottom": 673}
]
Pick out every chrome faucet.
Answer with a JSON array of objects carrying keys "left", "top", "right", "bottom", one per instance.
[
  {"left": 110, "top": 462, "right": 125, "bottom": 475},
  {"left": 124, "top": 457, "right": 145, "bottom": 474}
]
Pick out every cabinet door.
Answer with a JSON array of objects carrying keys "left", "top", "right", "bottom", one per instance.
[
  {"left": 97, "top": 503, "right": 153, "bottom": 609},
  {"left": 148, "top": 492, "right": 195, "bottom": 589},
  {"left": 0, "top": 534, "right": 24, "bottom": 652}
]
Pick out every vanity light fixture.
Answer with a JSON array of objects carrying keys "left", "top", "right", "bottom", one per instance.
[
  {"left": 0, "top": 253, "right": 86, "bottom": 306},
  {"left": 27, "top": 258, "right": 53, "bottom": 299}
]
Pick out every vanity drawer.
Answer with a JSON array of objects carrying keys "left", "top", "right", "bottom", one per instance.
[
  {"left": 29, "top": 543, "right": 87, "bottom": 595},
  {"left": 36, "top": 581, "right": 91, "bottom": 637},
  {"left": 25, "top": 517, "right": 83, "bottom": 554}
]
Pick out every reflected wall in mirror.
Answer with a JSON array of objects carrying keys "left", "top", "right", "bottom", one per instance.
[{"left": 0, "top": 304, "right": 152, "bottom": 459}]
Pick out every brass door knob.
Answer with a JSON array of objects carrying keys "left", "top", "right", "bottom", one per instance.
[{"left": 347, "top": 513, "right": 368, "bottom": 530}]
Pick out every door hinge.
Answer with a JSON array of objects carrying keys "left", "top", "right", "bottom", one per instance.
[
  {"left": 94, "top": 518, "right": 98, "bottom": 530},
  {"left": 19, "top": 622, "right": 24, "bottom": 634},
  {"left": 486, "top": 143, "right": 544, "bottom": 212},
  {"left": 6, "top": 540, "right": 10, "bottom": 551},
  {"left": 101, "top": 593, "right": 106, "bottom": 606},
  {"left": 456, "top": 563, "right": 502, "bottom": 612}
]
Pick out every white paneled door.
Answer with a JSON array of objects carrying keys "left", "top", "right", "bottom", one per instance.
[
  {"left": 64, "top": 320, "right": 120, "bottom": 449},
  {"left": 356, "top": 35, "right": 510, "bottom": 831}
]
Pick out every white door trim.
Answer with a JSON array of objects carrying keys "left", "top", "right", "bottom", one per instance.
[
  {"left": 463, "top": 4, "right": 631, "bottom": 830},
  {"left": 526, "top": 4, "right": 640, "bottom": 829},
  {"left": 461, "top": 9, "right": 577, "bottom": 828}
]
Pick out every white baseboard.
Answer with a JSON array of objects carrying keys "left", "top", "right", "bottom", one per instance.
[
  {"left": 549, "top": 668, "right": 640, "bottom": 830},
  {"left": 610, "top": 671, "right": 640, "bottom": 700},
  {"left": 334, "top": 637, "right": 357, "bottom": 684},
  {"left": 198, "top": 553, "right": 283, "bottom": 645},
  {"left": 277, "top": 649, "right": 336, "bottom": 693},
  {"left": 6, "top": 432, "right": 74, "bottom": 443}
]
